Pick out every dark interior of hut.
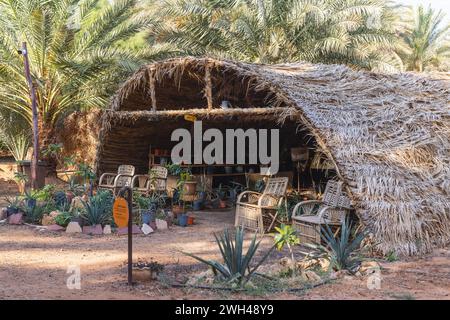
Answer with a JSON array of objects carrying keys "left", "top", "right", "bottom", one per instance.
[
  {"left": 103, "top": 63, "right": 339, "bottom": 195},
  {"left": 110, "top": 116, "right": 337, "bottom": 194}
]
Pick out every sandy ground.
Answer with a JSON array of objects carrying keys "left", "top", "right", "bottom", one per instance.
[
  {"left": 1, "top": 204, "right": 450, "bottom": 300},
  {"left": 1, "top": 180, "right": 449, "bottom": 300}
]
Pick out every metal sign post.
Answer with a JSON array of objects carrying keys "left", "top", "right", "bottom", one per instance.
[{"left": 115, "top": 187, "right": 133, "bottom": 286}]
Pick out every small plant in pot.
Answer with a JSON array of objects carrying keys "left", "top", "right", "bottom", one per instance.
[
  {"left": 180, "top": 170, "right": 197, "bottom": 196},
  {"left": 132, "top": 258, "right": 164, "bottom": 282},
  {"left": 23, "top": 189, "right": 38, "bottom": 209},
  {"left": 4, "top": 196, "right": 21, "bottom": 216},
  {"left": 215, "top": 184, "right": 228, "bottom": 208}
]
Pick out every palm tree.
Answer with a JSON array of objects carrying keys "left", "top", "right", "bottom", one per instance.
[
  {"left": 0, "top": 0, "right": 172, "bottom": 171},
  {"left": 152, "top": 0, "right": 403, "bottom": 71},
  {"left": 399, "top": 5, "right": 449, "bottom": 72}
]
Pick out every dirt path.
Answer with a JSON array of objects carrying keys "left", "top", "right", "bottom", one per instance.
[{"left": 1, "top": 208, "right": 449, "bottom": 300}]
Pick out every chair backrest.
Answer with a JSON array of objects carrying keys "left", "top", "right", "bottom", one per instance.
[
  {"left": 149, "top": 166, "right": 168, "bottom": 192},
  {"left": 150, "top": 166, "right": 168, "bottom": 179},
  {"left": 116, "top": 165, "right": 135, "bottom": 188},
  {"left": 263, "top": 177, "right": 289, "bottom": 197},
  {"left": 322, "top": 180, "right": 351, "bottom": 208},
  {"left": 118, "top": 165, "right": 135, "bottom": 176}
]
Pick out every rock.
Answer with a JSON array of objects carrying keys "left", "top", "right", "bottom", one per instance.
[
  {"left": 360, "top": 261, "right": 381, "bottom": 275},
  {"left": 66, "top": 222, "right": 82, "bottom": 234},
  {"left": 155, "top": 219, "right": 168, "bottom": 230},
  {"left": 149, "top": 221, "right": 157, "bottom": 230},
  {"left": 117, "top": 224, "right": 142, "bottom": 235},
  {"left": 49, "top": 210, "right": 61, "bottom": 218},
  {"left": 103, "top": 225, "right": 112, "bottom": 235},
  {"left": 0, "top": 208, "right": 7, "bottom": 220},
  {"left": 41, "top": 214, "right": 55, "bottom": 226},
  {"left": 8, "top": 213, "right": 23, "bottom": 225},
  {"left": 47, "top": 224, "right": 65, "bottom": 232},
  {"left": 141, "top": 223, "right": 154, "bottom": 235},
  {"left": 305, "top": 270, "right": 322, "bottom": 283},
  {"left": 82, "top": 224, "right": 103, "bottom": 235},
  {"left": 70, "top": 197, "right": 85, "bottom": 211}
]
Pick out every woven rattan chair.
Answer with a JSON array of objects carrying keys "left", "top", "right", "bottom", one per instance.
[
  {"left": 291, "top": 180, "right": 352, "bottom": 244},
  {"left": 235, "top": 177, "right": 289, "bottom": 234},
  {"left": 98, "top": 165, "right": 135, "bottom": 195},
  {"left": 131, "top": 166, "right": 168, "bottom": 195}
]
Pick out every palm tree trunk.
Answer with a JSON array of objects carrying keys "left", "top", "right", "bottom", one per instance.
[{"left": 39, "top": 120, "right": 58, "bottom": 177}]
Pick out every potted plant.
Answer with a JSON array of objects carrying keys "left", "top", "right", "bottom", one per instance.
[
  {"left": 216, "top": 184, "right": 228, "bottom": 208},
  {"left": 192, "top": 198, "right": 203, "bottom": 211},
  {"left": 5, "top": 196, "right": 21, "bottom": 216},
  {"left": 180, "top": 170, "right": 197, "bottom": 196},
  {"left": 132, "top": 259, "right": 164, "bottom": 282},
  {"left": 178, "top": 213, "right": 188, "bottom": 227},
  {"left": 23, "top": 189, "right": 38, "bottom": 209}
]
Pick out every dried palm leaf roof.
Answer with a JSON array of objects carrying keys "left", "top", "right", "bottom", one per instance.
[{"left": 96, "top": 57, "right": 450, "bottom": 256}]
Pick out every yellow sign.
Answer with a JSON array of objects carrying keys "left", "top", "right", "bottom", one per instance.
[
  {"left": 113, "top": 197, "right": 129, "bottom": 228},
  {"left": 184, "top": 114, "right": 197, "bottom": 122}
]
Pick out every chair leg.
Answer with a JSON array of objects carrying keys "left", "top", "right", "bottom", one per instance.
[
  {"left": 257, "top": 208, "right": 264, "bottom": 234},
  {"left": 234, "top": 205, "right": 241, "bottom": 227},
  {"left": 266, "top": 212, "right": 278, "bottom": 233}
]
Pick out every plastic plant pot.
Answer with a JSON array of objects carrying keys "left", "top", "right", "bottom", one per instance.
[
  {"left": 193, "top": 199, "right": 203, "bottom": 211},
  {"left": 26, "top": 198, "right": 36, "bottom": 209},
  {"left": 142, "top": 211, "right": 154, "bottom": 225},
  {"left": 178, "top": 214, "right": 188, "bottom": 227}
]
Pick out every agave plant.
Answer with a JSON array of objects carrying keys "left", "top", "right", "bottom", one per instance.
[
  {"left": 318, "top": 217, "right": 368, "bottom": 272},
  {"left": 183, "top": 227, "right": 274, "bottom": 286},
  {"left": 81, "top": 191, "right": 113, "bottom": 226}
]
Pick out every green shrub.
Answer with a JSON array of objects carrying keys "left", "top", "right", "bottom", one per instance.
[
  {"left": 81, "top": 191, "right": 113, "bottom": 226},
  {"left": 183, "top": 227, "right": 274, "bottom": 286},
  {"left": 319, "top": 218, "right": 368, "bottom": 272}
]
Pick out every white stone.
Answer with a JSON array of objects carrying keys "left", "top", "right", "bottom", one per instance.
[
  {"left": 155, "top": 219, "right": 168, "bottom": 230},
  {"left": 66, "top": 221, "right": 82, "bottom": 234},
  {"left": 103, "top": 225, "right": 112, "bottom": 234},
  {"left": 141, "top": 223, "right": 154, "bottom": 235}
]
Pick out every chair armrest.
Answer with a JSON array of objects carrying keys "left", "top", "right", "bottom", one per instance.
[
  {"left": 317, "top": 205, "right": 332, "bottom": 221},
  {"left": 237, "top": 191, "right": 262, "bottom": 203},
  {"left": 99, "top": 173, "right": 117, "bottom": 186},
  {"left": 292, "top": 200, "right": 323, "bottom": 217},
  {"left": 132, "top": 174, "right": 150, "bottom": 189},
  {"left": 113, "top": 174, "right": 133, "bottom": 187}
]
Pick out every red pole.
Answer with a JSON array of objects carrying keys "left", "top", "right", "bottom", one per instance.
[{"left": 20, "top": 42, "right": 39, "bottom": 189}]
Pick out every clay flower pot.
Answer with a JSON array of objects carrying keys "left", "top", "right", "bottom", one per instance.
[
  {"left": 219, "top": 200, "right": 227, "bottom": 209},
  {"left": 187, "top": 216, "right": 195, "bottom": 225},
  {"left": 132, "top": 268, "right": 159, "bottom": 282},
  {"left": 182, "top": 181, "right": 198, "bottom": 196}
]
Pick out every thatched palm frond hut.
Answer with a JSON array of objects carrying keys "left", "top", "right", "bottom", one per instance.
[{"left": 95, "top": 57, "right": 450, "bottom": 256}]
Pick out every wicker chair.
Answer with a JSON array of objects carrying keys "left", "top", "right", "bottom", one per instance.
[
  {"left": 98, "top": 165, "right": 135, "bottom": 195},
  {"left": 131, "top": 166, "right": 168, "bottom": 195},
  {"left": 235, "top": 177, "right": 289, "bottom": 234},
  {"left": 291, "top": 180, "right": 352, "bottom": 244}
]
